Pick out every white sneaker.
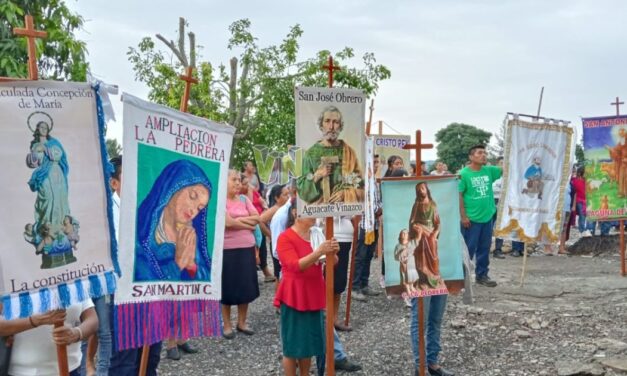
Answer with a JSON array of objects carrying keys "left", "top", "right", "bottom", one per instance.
[
  {"left": 404, "top": 296, "right": 412, "bottom": 307},
  {"left": 609, "top": 228, "right": 620, "bottom": 235},
  {"left": 581, "top": 230, "right": 592, "bottom": 237}
]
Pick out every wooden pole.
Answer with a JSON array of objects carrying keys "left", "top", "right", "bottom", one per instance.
[
  {"left": 520, "top": 243, "right": 528, "bottom": 286},
  {"left": 138, "top": 344, "right": 150, "bottom": 376},
  {"left": 536, "top": 87, "right": 544, "bottom": 119},
  {"left": 365, "top": 99, "right": 374, "bottom": 136},
  {"left": 621, "top": 220, "right": 626, "bottom": 277},
  {"left": 138, "top": 65, "right": 200, "bottom": 376},
  {"left": 344, "top": 217, "right": 360, "bottom": 326},
  {"left": 7, "top": 15, "right": 69, "bottom": 375},
  {"left": 54, "top": 321, "right": 69, "bottom": 376},
  {"left": 417, "top": 297, "right": 426, "bottom": 376},
  {"left": 325, "top": 217, "right": 336, "bottom": 376},
  {"left": 378, "top": 120, "right": 383, "bottom": 135},
  {"left": 322, "top": 54, "right": 340, "bottom": 376},
  {"left": 402, "top": 131, "right": 433, "bottom": 376}
]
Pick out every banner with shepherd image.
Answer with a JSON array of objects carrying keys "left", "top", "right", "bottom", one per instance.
[
  {"left": 114, "top": 94, "right": 234, "bottom": 350},
  {"left": 581, "top": 115, "right": 627, "bottom": 221},
  {"left": 494, "top": 117, "right": 574, "bottom": 242},
  {"left": 380, "top": 177, "right": 464, "bottom": 298},
  {"left": 0, "top": 81, "right": 118, "bottom": 320},
  {"left": 295, "top": 86, "right": 366, "bottom": 218}
]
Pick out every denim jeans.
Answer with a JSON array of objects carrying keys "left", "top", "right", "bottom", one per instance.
[
  {"left": 315, "top": 329, "right": 347, "bottom": 376},
  {"left": 576, "top": 202, "right": 595, "bottom": 233},
  {"left": 410, "top": 295, "right": 448, "bottom": 367},
  {"left": 461, "top": 220, "right": 493, "bottom": 278},
  {"left": 108, "top": 342, "right": 163, "bottom": 376},
  {"left": 352, "top": 228, "right": 378, "bottom": 291},
  {"left": 80, "top": 295, "right": 112, "bottom": 376}
]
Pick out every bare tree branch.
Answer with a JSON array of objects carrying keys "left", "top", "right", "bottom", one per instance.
[
  {"left": 155, "top": 34, "right": 187, "bottom": 67},
  {"left": 178, "top": 17, "right": 188, "bottom": 67},
  {"left": 188, "top": 32, "right": 196, "bottom": 68},
  {"left": 234, "top": 59, "right": 250, "bottom": 128},
  {"left": 228, "top": 57, "right": 238, "bottom": 125}
]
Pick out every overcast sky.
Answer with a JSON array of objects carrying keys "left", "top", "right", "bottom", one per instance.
[{"left": 67, "top": 0, "right": 627, "bottom": 160}]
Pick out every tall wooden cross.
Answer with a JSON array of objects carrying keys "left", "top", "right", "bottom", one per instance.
[
  {"left": 12, "top": 14, "right": 48, "bottom": 80},
  {"left": 179, "top": 66, "right": 198, "bottom": 112},
  {"left": 403, "top": 130, "right": 434, "bottom": 176},
  {"left": 611, "top": 96, "right": 624, "bottom": 116},
  {"left": 322, "top": 56, "right": 341, "bottom": 88}
]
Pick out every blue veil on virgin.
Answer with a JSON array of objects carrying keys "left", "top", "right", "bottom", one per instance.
[{"left": 135, "top": 159, "right": 213, "bottom": 282}]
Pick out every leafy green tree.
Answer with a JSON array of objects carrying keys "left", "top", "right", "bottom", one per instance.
[
  {"left": 575, "top": 141, "right": 585, "bottom": 166},
  {"left": 106, "top": 138, "right": 122, "bottom": 159},
  {"left": 435, "top": 123, "right": 492, "bottom": 173},
  {"left": 127, "top": 18, "right": 391, "bottom": 167},
  {"left": 0, "top": 0, "right": 88, "bottom": 80}
]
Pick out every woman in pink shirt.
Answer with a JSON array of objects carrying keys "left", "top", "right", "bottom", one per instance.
[{"left": 222, "top": 170, "right": 261, "bottom": 339}]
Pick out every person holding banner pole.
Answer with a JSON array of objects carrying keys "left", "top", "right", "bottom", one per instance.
[
  {"left": 1, "top": 303, "right": 98, "bottom": 376},
  {"left": 274, "top": 204, "right": 339, "bottom": 376}
]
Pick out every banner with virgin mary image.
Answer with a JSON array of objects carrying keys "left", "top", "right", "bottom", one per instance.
[
  {"left": 380, "top": 177, "right": 464, "bottom": 298},
  {"left": 295, "top": 87, "right": 366, "bottom": 218},
  {"left": 0, "top": 81, "right": 118, "bottom": 320},
  {"left": 114, "top": 94, "right": 234, "bottom": 350},
  {"left": 494, "top": 116, "right": 574, "bottom": 243}
]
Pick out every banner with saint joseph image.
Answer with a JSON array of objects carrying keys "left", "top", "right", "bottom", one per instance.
[
  {"left": 494, "top": 117, "right": 573, "bottom": 243},
  {"left": 295, "top": 87, "right": 366, "bottom": 218},
  {"left": 114, "top": 94, "right": 234, "bottom": 350},
  {"left": 0, "top": 81, "right": 118, "bottom": 319},
  {"left": 381, "top": 177, "right": 464, "bottom": 298}
]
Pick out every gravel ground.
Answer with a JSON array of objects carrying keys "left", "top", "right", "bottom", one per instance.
[{"left": 159, "top": 234, "right": 627, "bottom": 376}]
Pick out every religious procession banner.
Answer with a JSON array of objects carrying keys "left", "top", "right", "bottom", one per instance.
[
  {"left": 295, "top": 87, "right": 366, "bottom": 218},
  {"left": 114, "top": 94, "right": 234, "bottom": 350},
  {"left": 581, "top": 116, "right": 627, "bottom": 220},
  {"left": 0, "top": 81, "right": 117, "bottom": 320},
  {"left": 373, "top": 134, "right": 410, "bottom": 178},
  {"left": 380, "top": 177, "right": 464, "bottom": 298},
  {"left": 494, "top": 117, "right": 573, "bottom": 242}
]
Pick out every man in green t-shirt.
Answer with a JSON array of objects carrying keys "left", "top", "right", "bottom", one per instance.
[{"left": 459, "top": 145, "right": 502, "bottom": 287}]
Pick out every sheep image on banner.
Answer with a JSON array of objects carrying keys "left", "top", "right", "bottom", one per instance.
[{"left": 581, "top": 115, "right": 627, "bottom": 220}]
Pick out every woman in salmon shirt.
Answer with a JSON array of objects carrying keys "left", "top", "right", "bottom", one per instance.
[
  {"left": 222, "top": 170, "right": 261, "bottom": 339},
  {"left": 274, "top": 205, "right": 339, "bottom": 376}
]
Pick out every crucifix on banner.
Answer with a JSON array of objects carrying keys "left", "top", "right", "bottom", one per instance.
[
  {"left": 402, "top": 130, "right": 433, "bottom": 376},
  {"left": 137, "top": 66, "right": 199, "bottom": 376}
]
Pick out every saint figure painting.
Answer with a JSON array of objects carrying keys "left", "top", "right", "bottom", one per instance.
[
  {"left": 24, "top": 111, "right": 79, "bottom": 269},
  {"left": 134, "top": 159, "right": 213, "bottom": 282}
]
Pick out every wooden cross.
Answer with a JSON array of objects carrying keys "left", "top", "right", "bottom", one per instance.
[
  {"left": 13, "top": 15, "right": 47, "bottom": 80},
  {"left": 403, "top": 130, "right": 433, "bottom": 176},
  {"left": 178, "top": 66, "right": 198, "bottom": 112},
  {"left": 611, "top": 96, "right": 624, "bottom": 116},
  {"left": 322, "top": 55, "right": 341, "bottom": 88},
  {"left": 365, "top": 99, "right": 375, "bottom": 136}
]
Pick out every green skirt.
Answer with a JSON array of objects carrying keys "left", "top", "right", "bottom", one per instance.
[{"left": 280, "top": 304, "right": 324, "bottom": 358}]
